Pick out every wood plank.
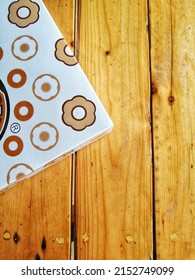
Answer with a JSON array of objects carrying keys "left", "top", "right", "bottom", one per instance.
[
  {"left": 0, "top": 0, "right": 73, "bottom": 260},
  {"left": 76, "top": 0, "right": 152, "bottom": 259},
  {"left": 150, "top": 0, "right": 195, "bottom": 259}
]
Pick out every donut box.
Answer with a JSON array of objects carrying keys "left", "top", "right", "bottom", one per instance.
[{"left": 0, "top": 0, "right": 113, "bottom": 192}]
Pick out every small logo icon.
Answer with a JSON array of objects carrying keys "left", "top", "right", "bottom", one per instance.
[{"left": 10, "top": 123, "right": 21, "bottom": 134}]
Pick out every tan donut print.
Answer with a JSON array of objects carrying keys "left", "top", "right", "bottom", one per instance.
[
  {"left": 31, "top": 122, "right": 59, "bottom": 151},
  {"left": 62, "top": 95, "right": 96, "bottom": 131},
  {"left": 55, "top": 39, "right": 78, "bottom": 66},
  {"left": 12, "top": 35, "right": 38, "bottom": 60},
  {"left": 14, "top": 101, "right": 34, "bottom": 121},
  {"left": 7, "top": 163, "right": 33, "bottom": 185},
  {"left": 7, "top": 69, "right": 27, "bottom": 88},
  {"left": 8, "top": 0, "right": 40, "bottom": 28},
  {"left": 32, "top": 74, "right": 60, "bottom": 101},
  {"left": 3, "top": 136, "right": 24, "bottom": 156}
]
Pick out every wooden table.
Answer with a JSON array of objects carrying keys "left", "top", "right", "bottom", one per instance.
[{"left": 1, "top": 0, "right": 195, "bottom": 260}]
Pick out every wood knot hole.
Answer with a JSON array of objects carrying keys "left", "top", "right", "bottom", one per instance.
[
  {"left": 35, "top": 253, "right": 41, "bottom": 260},
  {"left": 41, "top": 236, "right": 46, "bottom": 250},
  {"left": 152, "top": 84, "right": 158, "bottom": 94},
  {"left": 168, "top": 96, "right": 175, "bottom": 104},
  {"left": 70, "top": 41, "right": 75, "bottom": 48},
  {"left": 13, "top": 232, "right": 20, "bottom": 244}
]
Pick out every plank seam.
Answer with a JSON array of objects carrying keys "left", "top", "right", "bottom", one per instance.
[
  {"left": 70, "top": 0, "right": 82, "bottom": 260},
  {"left": 147, "top": 0, "right": 157, "bottom": 260}
]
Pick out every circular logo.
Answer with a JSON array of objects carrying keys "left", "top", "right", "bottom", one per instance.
[{"left": 10, "top": 123, "right": 21, "bottom": 133}]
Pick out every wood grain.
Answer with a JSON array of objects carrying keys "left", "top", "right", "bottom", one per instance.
[
  {"left": 76, "top": 0, "right": 153, "bottom": 259},
  {"left": 150, "top": 0, "right": 195, "bottom": 259},
  {"left": 0, "top": 0, "right": 73, "bottom": 260},
  {"left": 3, "top": 0, "right": 195, "bottom": 260}
]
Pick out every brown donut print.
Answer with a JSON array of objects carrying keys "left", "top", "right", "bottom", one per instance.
[
  {"left": 62, "top": 95, "right": 96, "bottom": 131},
  {"left": 12, "top": 35, "right": 38, "bottom": 60},
  {"left": 8, "top": 0, "right": 40, "bottom": 28},
  {"left": 7, "top": 163, "right": 33, "bottom": 184},
  {"left": 0, "top": 47, "right": 3, "bottom": 60},
  {"left": 30, "top": 122, "right": 59, "bottom": 151},
  {"left": 3, "top": 136, "right": 24, "bottom": 156},
  {"left": 14, "top": 101, "right": 34, "bottom": 121},
  {"left": 32, "top": 74, "right": 60, "bottom": 101},
  {"left": 55, "top": 39, "right": 78, "bottom": 66},
  {"left": 7, "top": 69, "right": 27, "bottom": 88}
]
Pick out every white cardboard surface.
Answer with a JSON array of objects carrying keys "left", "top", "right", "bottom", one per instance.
[{"left": 0, "top": 0, "right": 113, "bottom": 192}]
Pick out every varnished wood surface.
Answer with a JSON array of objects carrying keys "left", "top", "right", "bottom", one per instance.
[
  {"left": 0, "top": 0, "right": 73, "bottom": 260},
  {"left": 76, "top": 0, "right": 152, "bottom": 259},
  {"left": 150, "top": 0, "right": 195, "bottom": 259},
  {"left": 1, "top": 0, "right": 195, "bottom": 260}
]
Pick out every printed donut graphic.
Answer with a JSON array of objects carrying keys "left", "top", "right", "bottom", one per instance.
[
  {"left": 62, "top": 95, "right": 96, "bottom": 131},
  {"left": 14, "top": 101, "right": 34, "bottom": 121},
  {"left": 7, "top": 163, "right": 33, "bottom": 185},
  {"left": 32, "top": 74, "right": 60, "bottom": 101},
  {"left": 30, "top": 122, "right": 59, "bottom": 151},
  {"left": 55, "top": 39, "right": 78, "bottom": 66},
  {"left": 7, "top": 69, "right": 27, "bottom": 88},
  {"left": 8, "top": 0, "right": 40, "bottom": 28},
  {"left": 0, "top": 47, "right": 3, "bottom": 60},
  {"left": 3, "top": 136, "right": 24, "bottom": 156},
  {"left": 0, "top": 80, "right": 10, "bottom": 141},
  {"left": 12, "top": 35, "right": 38, "bottom": 61}
]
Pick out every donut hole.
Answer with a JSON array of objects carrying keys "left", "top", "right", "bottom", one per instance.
[
  {"left": 64, "top": 45, "right": 73, "bottom": 56},
  {"left": 8, "top": 141, "right": 18, "bottom": 151},
  {"left": 12, "top": 74, "right": 22, "bottom": 84},
  {"left": 39, "top": 131, "right": 50, "bottom": 142},
  {"left": 72, "top": 106, "right": 86, "bottom": 120},
  {"left": 19, "top": 106, "right": 28, "bottom": 116},
  {"left": 17, "top": 7, "right": 31, "bottom": 19}
]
